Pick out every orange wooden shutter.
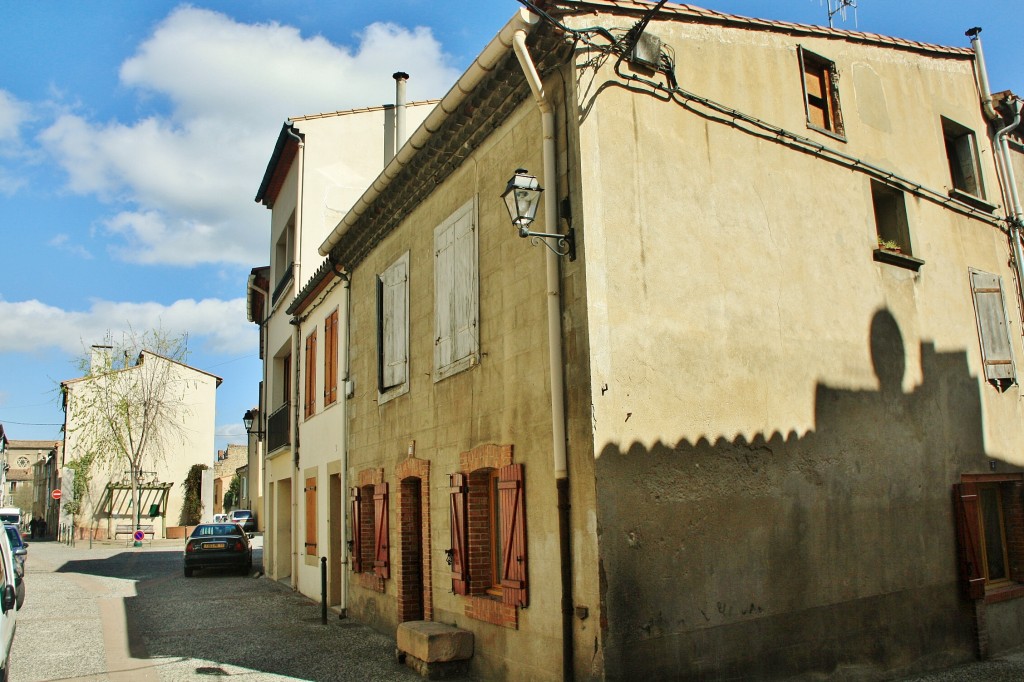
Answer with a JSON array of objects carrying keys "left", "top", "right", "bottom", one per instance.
[
  {"left": 373, "top": 483, "right": 389, "bottom": 579},
  {"left": 448, "top": 473, "right": 468, "bottom": 595},
  {"left": 324, "top": 310, "right": 338, "bottom": 405},
  {"left": 953, "top": 482, "right": 985, "bottom": 599},
  {"left": 304, "top": 331, "right": 317, "bottom": 418},
  {"left": 350, "top": 487, "right": 362, "bottom": 573},
  {"left": 498, "top": 463, "right": 528, "bottom": 607},
  {"left": 304, "top": 477, "right": 317, "bottom": 556}
]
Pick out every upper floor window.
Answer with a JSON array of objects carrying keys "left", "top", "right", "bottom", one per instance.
[
  {"left": 378, "top": 253, "right": 409, "bottom": 402},
  {"left": 799, "top": 46, "right": 844, "bottom": 138},
  {"left": 943, "top": 117, "right": 985, "bottom": 200},
  {"left": 434, "top": 199, "right": 479, "bottom": 381},
  {"left": 272, "top": 214, "right": 295, "bottom": 305}
]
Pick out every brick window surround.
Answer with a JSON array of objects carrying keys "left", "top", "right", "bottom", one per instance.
[
  {"left": 352, "top": 468, "right": 387, "bottom": 593},
  {"left": 396, "top": 456, "right": 432, "bottom": 623},
  {"left": 449, "top": 443, "right": 524, "bottom": 629}
]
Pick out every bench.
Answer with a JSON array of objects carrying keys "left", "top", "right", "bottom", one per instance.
[{"left": 114, "top": 524, "right": 155, "bottom": 544}]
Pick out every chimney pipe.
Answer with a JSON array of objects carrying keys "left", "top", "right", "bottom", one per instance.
[
  {"left": 393, "top": 71, "right": 409, "bottom": 152},
  {"left": 383, "top": 104, "right": 396, "bottom": 164}
]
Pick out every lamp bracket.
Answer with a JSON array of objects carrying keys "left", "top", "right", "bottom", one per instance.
[{"left": 522, "top": 227, "right": 576, "bottom": 261}]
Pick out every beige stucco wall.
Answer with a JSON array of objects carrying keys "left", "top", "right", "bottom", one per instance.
[{"left": 570, "top": 12, "right": 1024, "bottom": 679}]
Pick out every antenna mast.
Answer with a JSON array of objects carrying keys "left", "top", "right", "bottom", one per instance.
[{"left": 823, "top": 0, "right": 858, "bottom": 29}]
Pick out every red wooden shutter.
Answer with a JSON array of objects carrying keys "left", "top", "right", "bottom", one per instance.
[
  {"left": 448, "top": 473, "right": 468, "bottom": 595},
  {"left": 953, "top": 482, "right": 985, "bottom": 600},
  {"left": 304, "top": 477, "right": 317, "bottom": 556},
  {"left": 498, "top": 463, "right": 528, "bottom": 607},
  {"left": 350, "top": 487, "right": 362, "bottom": 573},
  {"left": 324, "top": 310, "right": 338, "bottom": 405},
  {"left": 373, "top": 483, "right": 389, "bottom": 579}
]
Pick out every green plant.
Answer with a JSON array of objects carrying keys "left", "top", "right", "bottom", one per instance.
[
  {"left": 180, "top": 464, "right": 208, "bottom": 525},
  {"left": 223, "top": 474, "right": 241, "bottom": 511},
  {"left": 878, "top": 237, "right": 901, "bottom": 251}
]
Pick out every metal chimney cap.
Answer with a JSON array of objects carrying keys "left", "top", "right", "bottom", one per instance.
[{"left": 393, "top": 71, "right": 410, "bottom": 81}]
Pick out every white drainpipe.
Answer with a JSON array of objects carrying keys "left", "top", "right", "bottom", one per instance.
[{"left": 394, "top": 72, "right": 409, "bottom": 152}]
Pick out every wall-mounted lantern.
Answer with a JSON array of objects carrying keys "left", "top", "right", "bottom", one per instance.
[{"left": 502, "top": 168, "right": 575, "bottom": 260}]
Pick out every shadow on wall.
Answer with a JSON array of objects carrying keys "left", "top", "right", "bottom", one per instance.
[{"left": 596, "top": 309, "right": 989, "bottom": 680}]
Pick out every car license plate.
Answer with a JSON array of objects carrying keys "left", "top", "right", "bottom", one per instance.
[{"left": 204, "top": 542, "right": 225, "bottom": 550}]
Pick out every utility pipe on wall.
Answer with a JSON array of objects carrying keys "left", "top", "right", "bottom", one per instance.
[
  {"left": 512, "top": 15, "right": 575, "bottom": 682},
  {"left": 969, "top": 30, "right": 1024, "bottom": 323},
  {"left": 394, "top": 72, "right": 409, "bottom": 152}
]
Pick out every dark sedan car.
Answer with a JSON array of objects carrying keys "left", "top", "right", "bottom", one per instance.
[{"left": 183, "top": 523, "right": 252, "bottom": 577}]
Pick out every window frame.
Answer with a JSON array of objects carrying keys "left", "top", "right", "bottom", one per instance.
[
  {"left": 377, "top": 252, "right": 410, "bottom": 403},
  {"left": 798, "top": 46, "right": 845, "bottom": 139},
  {"left": 433, "top": 198, "right": 479, "bottom": 382},
  {"left": 942, "top": 116, "right": 986, "bottom": 202},
  {"left": 954, "top": 476, "right": 1024, "bottom": 601}
]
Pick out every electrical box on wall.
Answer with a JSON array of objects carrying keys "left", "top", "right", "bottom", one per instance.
[{"left": 629, "top": 32, "right": 663, "bottom": 70}]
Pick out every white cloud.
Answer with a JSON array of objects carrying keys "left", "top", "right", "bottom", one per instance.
[
  {"left": 0, "top": 297, "right": 255, "bottom": 356},
  {"left": 37, "top": 7, "right": 460, "bottom": 267},
  {"left": 0, "top": 90, "right": 29, "bottom": 143},
  {"left": 48, "top": 233, "right": 93, "bottom": 260}
]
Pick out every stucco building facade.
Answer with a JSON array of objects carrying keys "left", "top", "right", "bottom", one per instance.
[{"left": 252, "top": 2, "right": 1024, "bottom": 679}]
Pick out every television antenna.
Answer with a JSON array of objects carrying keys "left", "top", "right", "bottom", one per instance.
[{"left": 821, "top": 0, "right": 858, "bottom": 29}]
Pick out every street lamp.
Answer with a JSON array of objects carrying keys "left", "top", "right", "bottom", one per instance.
[
  {"left": 501, "top": 168, "right": 575, "bottom": 260},
  {"left": 242, "top": 409, "right": 264, "bottom": 442}
]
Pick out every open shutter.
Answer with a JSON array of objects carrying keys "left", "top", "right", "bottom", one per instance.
[
  {"left": 448, "top": 473, "right": 468, "bottom": 595},
  {"left": 434, "top": 221, "right": 455, "bottom": 371},
  {"left": 954, "top": 134, "right": 980, "bottom": 195},
  {"left": 498, "top": 463, "right": 528, "bottom": 607},
  {"left": 969, "top": 269, "right": 1015, "bottom": 383},
  {"left": 304, "top": 477, "right": 317, "bottom": 556},
  {"left": 382, "top": 258, "right": 408, "bottom": 388},
  {"left": 953, "top": 482, "right": 985, "bottom": 600},
  {"left": 452, "top": 209, "right": 477, "bottom": 362},
  {"left": 324, "top": 310, "right": 337, "bottom": 405},
  {"left": 373, "top": 483, "right": 389, "bottom": 579},
  {"left": 304, "top": 331, "right": 317, "bottom": 417},
  {"left": 350, "top": 487, "right": 362, "bottom": 573}
]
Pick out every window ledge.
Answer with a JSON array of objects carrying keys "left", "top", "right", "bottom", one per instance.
[
  {"left": 948, "top": 188, "right": 998, "bottom": 213},
  {"left": 873, "top": 248, "right": 925, "bottom": 271},
  {"left": 806, "top": 123, "right": 847, "bottom": 143},
  {"left": 984, "top": 583, "right": 1024, "bottom": 604}
]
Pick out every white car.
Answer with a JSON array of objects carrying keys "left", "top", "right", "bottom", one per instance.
[{"left": 0, "top": 525, "right": 18, "bottom": 680}]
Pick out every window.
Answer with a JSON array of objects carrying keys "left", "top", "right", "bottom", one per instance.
[
  {"left": 943, "top": 117, "right": 985, "bottom": 200},
  {"left": 969, "top": 269, "right": 1016, "bottom": 384},
  {"left": 304, "top": 330, "right": 317, "bottom": 419},
  {"left": 449, "top": 463, "right": 527, "bottom": 607},
  {"left": 323, "top": 309, "right": 338, "bottom": 407},
  {"left": 953, "top": 477, "right": 1024, "bottom": 599},
  {"left": 351, "top": 483, "right": 389, "bottom": 580},
  {"left": 304, "top": 475, "right": 317, "bottom": 556},
  {"left": 434, "top": 199, "right": 479, "bottom": 381},
  {"left": 799, "top": 47, "right": 844, "bottom": 137},
  {"left": 377, "top": 253, "right": 409, "bottom": 401},
  {"left": 871, "top": 181, "right": 912, "bottom": 255},
  {"left": 272, "top": 214, "right": 295, "bottom": 305}
]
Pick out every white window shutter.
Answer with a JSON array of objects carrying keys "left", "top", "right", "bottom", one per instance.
[
  {"left": 435, "top": 221, "right": 455, "bottom": 372},
  {"left": 382, "top": 257, "right": 408, "bottom": 387},
  {"left": 453, "top": 208, "right": 478, "bottom": 361},
  {"left": 970, "top": 269, "right": 1015, "bottom": 382}
]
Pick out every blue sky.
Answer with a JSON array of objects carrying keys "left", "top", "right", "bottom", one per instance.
[{"left": 1, "top": 1, "right": 1021, "bottom": 456}]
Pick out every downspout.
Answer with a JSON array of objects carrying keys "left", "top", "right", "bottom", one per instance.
[
  {"left": 285, "top": 126, "right": 305, "bottom": 291},
  {"left": 332, "top": 259, "right": 352, "bottom": 618},
  {"left": 969, "top": 29, "right": 1024, "bottom": 323},
  {"left": 286, "top": 124, "right": 304, "bottom": 590},
  {"left": 512, "top": 18, "right": 575, "bottom": 682}
]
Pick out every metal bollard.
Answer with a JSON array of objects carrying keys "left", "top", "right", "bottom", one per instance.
[{"left": 320, "top": 557, "right": 328, "bottom": 624}]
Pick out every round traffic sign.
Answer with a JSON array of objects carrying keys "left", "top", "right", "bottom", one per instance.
[
  {"left": 51, "top": 489, "right": 62, "bottom": 500},
  {"left": 133, "top": 530, "right": 146, "bottom": 542}
]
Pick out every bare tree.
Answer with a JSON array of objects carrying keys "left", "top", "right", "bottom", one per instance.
[{"left": 63, "top": 329, "right": 192, "bottom": 536}]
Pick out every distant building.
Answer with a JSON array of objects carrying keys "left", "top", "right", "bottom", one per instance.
[
  {"left": 61, "top": 347, "right": 221, "bottom": 539},
  {"left": 213, "top": 444, "right": 247, "bottom": 515}
]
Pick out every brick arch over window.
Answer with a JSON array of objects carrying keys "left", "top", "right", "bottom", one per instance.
[{"left": 396, "top": 457, "right": 432, "bottom": 622}]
